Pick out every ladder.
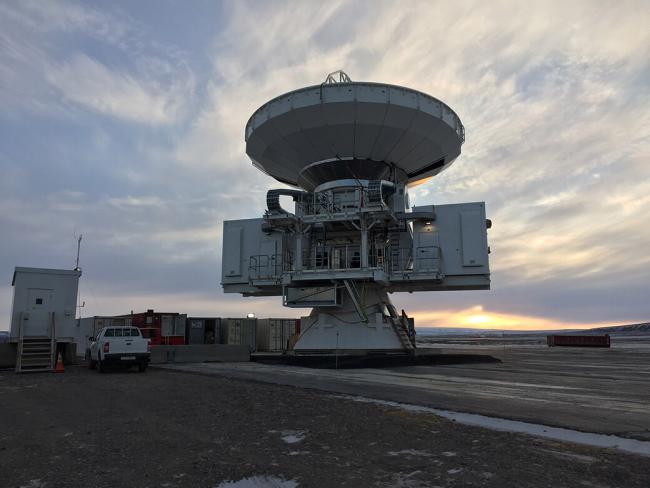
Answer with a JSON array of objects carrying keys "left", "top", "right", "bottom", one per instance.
[
  {"left": 390, "top": 316, "right": 415, "bottom": 351},
  {"left": 15, "top": 312, "right": 56, "bottom": 373},
  {"left": 388, "top": 225, "right": 403, "bottom": 272},
  {"left": 386, "top": 305, "right": 415, "bottom": 351}
]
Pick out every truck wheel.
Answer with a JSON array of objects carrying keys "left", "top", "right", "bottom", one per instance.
[
  {"left": 98, "top": 357, "right": 106, "bottom": 373},
  {"left": 88, "top": 354, "right": 97, "bottom": 370},
  {"left": 138, "top": 361, "right": 147, "bottom": 373}
]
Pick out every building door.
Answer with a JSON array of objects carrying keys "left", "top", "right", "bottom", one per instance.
[
  {"left": 161, "top": 315, "right": 173, "bottom": 339},
  {"left": 24, "top": 288, "right": 53, "bottom": 336}
]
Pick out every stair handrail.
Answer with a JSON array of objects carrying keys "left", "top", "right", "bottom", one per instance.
[
  {"left": 16, "top": 311, "right": 24, "bottom": 372},
  {"left": 401, "top": 309, "right": 416, "bottom": 343},
  {"left": 50, "top": 311, "right": 56, "bottom": 369}
]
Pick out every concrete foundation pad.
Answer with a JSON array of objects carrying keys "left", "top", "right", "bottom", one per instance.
[
  {"left": 150, "top": 344, "right": 249, "bottom": 364},
  {"left": 159, "top": 345, "right": 650, "bottom": 440},
  {"left": 253, "top": 349, "right": 498, "bottom": 369}
]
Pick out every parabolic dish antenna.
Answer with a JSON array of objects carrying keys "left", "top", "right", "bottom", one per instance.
[{"left": 245, "top": 76, "right": 465, "bottom": 191}]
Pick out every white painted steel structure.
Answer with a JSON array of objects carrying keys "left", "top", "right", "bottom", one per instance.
[
  {"left": 10, "top": 267, "right": 82, "bottom": 371},
  {"left": 10, "top": 267, "right": 81, "bottom": 341},
  {"left": 222, "top": 74, "right": 490, "bottom": 354}
]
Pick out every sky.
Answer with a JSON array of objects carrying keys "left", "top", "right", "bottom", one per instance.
[{"left": 1, "top": 0, "right": 649, "bottom": 331}]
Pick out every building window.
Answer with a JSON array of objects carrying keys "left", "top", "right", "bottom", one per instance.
[{"left": 35, "top": 298, "right": 43, "bottom": 305}]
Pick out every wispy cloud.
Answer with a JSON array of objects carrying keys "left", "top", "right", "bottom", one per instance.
[
  {"left": 1, "top": 0, "right": 649, "bottom": 328},
  {"left": 0, "top": 0, "right": 194, "bottom": 124},
  {"left": 45, "top": 54, "right": 188, "bottom": 124}
]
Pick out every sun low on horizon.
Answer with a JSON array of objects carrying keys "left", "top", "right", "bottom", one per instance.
[{"left": 411, "top": 306, "right": 623, "bottom": 331}]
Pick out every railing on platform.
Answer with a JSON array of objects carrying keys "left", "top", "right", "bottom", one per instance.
[{"left": 249, "top": 244, "right": 441, "bottom": 278}]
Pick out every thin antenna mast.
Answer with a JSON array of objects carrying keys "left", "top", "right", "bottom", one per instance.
[{"left": 75, "top": 234, "right": 83, "bottom": 271}]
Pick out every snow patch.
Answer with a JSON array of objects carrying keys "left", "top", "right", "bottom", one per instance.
[
  {"left": 281, "top": 430, "right": 306, "bottom": 444},
  {"left": 388, "top": 449, "right": 434, "bottom": 457},
  {"left": 537, "top": 449, "right": 596, "bottom": 463},
  {"left": 215, "top": 476, "right": 298, "bottom": 488},
  {"left": 335, "top": 395, "right": 650, "bottom": 457},
  {"left": 20, "top": 481, "right": 47, "bottom": 488}
]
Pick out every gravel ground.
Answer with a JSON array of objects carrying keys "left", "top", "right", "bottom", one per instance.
[{"left": 1, "top": 365, "right": 649, "bottom": 488}]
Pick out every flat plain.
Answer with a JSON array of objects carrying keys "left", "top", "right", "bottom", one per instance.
[{"left": 2, "top": 339, "right": 650, "bottom": 487}]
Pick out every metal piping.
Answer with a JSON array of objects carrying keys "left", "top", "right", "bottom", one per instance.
[{"left": 267, "top": 189, "right": 308, "bottom": 214}]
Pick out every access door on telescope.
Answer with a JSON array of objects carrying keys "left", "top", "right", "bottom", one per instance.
[{"left": 413, "top": 225, "right": 440, "bottom": 272}]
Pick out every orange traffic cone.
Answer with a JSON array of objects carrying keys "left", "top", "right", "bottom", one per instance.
[{"left": 54, "top": 353, "right": 65, "bottom": 373}]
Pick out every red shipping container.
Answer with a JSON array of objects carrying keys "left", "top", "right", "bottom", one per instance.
[{"left": 547, "top": 334, "right": 610, "bottom": 348}]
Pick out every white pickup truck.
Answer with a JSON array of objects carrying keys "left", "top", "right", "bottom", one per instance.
[{"left": 87, "top": 326, "right": 151, "bottom": 373}]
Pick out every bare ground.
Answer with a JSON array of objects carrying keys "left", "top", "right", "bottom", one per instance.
[{"left": 0, "top": 365, "right": 648, "bottom": 488}]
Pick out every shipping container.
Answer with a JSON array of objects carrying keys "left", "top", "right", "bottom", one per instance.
[
  {"left": 75, "top": 316, "right": 114, "bottom": 355},
  {"left": 186, "top": 317, "right": 222, "bottom": 344},
  {"left": 256, "top": 318, "right": 300, "bottom": 352},
  {"left": 223, "top": 318, "right": 257, "bottom": 352},
  {"left": 113, "top": 310, "right": 186, "bottom": 345},
  {"left": 547, "top": 334, "right": 610, "bottom": 347},
  {"left": 111, "top": 316, "right": 133, "bottom": 328}
]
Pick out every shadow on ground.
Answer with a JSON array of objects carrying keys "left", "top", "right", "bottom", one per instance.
[{"left": 253, "top": 353, "right": 501, "bottom": 369}]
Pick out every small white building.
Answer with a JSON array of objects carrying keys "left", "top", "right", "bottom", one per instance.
[{"left": 9, "top": 267, "right": 82, "bottom": 371}]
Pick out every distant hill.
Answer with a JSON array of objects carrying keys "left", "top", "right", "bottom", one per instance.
[
  {"left": 587, "top": 322, "right": 650, "bottom": 334},
  {"left": 417, "top": 322, "right": 650, "bottom": 336},
  {"left": 416, "top": 327, "right": 580, "bottom": 336}
]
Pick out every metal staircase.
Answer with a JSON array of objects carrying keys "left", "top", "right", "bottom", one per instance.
[
  {"left": 387, "top": 306, "right": 416, "bottom": 351},
  {"left": 388, "top": 225, "right": 404, "bottom": 272},
  {"left": 390, "top": 317, "right": 415, "bottom": 351},
  {"left": 15, "top": 312, "right": 56, "bottom": 373},
  {"left": 16, "top": 337, "right": 54, "bottom": 372}
]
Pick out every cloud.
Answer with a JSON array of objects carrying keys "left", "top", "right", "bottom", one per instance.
[
  {"left": 1, "top": 0, "right": 649, "bottom": 330},
  {"left": 45, "top": 54, "right": 187, "bottom": 124},
  {"left": 0, "top": 1, "right": 195, "bottom": 124},
  {"left": 106, "top": 195, "right": 166, "bottom": 209}
]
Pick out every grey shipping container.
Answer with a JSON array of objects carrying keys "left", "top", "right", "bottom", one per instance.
[
  {"left": 223, "top": 318, "right": 257, "bottom": 352},
  {"left": 186, "top": 317, "right": 222, "bottom": 344},
  {"left": 75, "top": 316, "right": 113, "bottom": 355},
  {"left": 256, "top": 318, "right": 299, "bottom": 352}
]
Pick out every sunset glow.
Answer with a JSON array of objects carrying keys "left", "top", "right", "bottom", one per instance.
[
  {"left": 0, "top": 1, "right": 648, "bottom": 331},
  {"left": 411, "top": 306, "right": 619, "bottom": 331}
]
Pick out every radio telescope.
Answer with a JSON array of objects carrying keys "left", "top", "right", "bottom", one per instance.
[{"left": 222, "top": 72, "right": 490, "bottom": 354}]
